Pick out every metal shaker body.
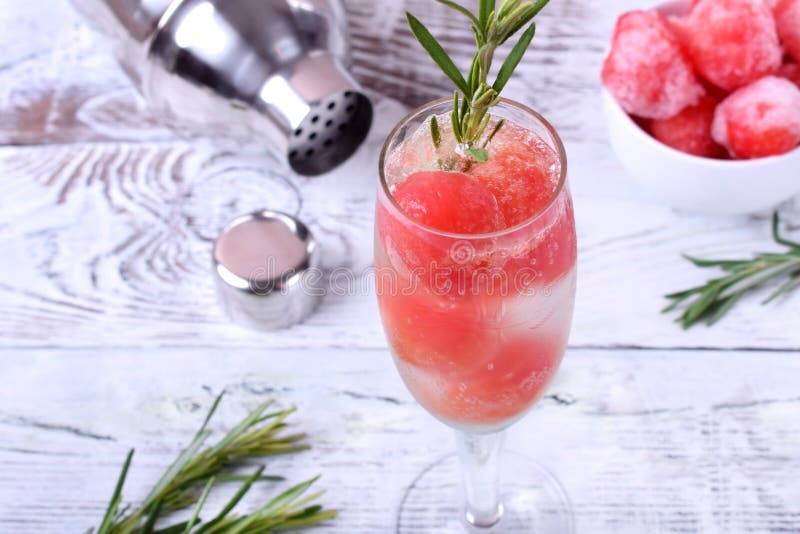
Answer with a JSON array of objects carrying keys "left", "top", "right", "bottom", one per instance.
[{"left": 71, "top": 0, "right": 373, "bottom": 175}]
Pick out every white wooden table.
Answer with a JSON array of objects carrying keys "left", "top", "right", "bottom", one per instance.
[{"left": 1, "top": 1, "right": 799, "bottom": 532}]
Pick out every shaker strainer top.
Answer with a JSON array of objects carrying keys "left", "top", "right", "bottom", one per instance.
[
  {"left": 288, "top": 90, "right": 373, "bottom": 176},
  {"left": 71, "top": 0, "right": 374, "bottom": 176}
]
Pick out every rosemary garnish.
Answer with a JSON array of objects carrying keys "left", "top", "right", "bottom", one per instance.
[
  {"left": 89, "top": 393, "right": 335, "bottom": 534},
  {"left": 664, "top": 213, "right": 800, "bottom": 329},
  {"left": 431, "top": 115, "right": 442, "bottom": 149},
  {"left": 407, "top": 0, "right": 548, "bottom": 161}
]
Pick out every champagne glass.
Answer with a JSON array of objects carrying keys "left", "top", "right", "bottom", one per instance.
[{"left": 375, "top": 98, "right": 577, "bottom": 533}]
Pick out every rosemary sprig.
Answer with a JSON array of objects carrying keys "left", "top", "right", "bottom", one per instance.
[
  {"left": 664, "top": 213, "right": 800, "bottom": 329},
  {"left": 89, "top": 393, "right": 335, "bottom": 534},
  {"left": 407, "top": 0, "right": 548, "bottom": 161}
]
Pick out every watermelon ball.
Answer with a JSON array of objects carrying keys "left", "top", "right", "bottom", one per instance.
[
  {"left": 779, "top": 61, "right": 800, "bottom": 88},
  {"left": 686, "top": 0, "right": 782, "bottom": 91},
  {"left": 712, "top": 76, "right": 800, "bottom": 158},
  {"left": 666, "top": 15, "right": 690, "bottom": 48},
  {"left": 378, "top": 171, "right": 506, "bottom": 297},
  {"left": 470, "top": 128, "right": 560, "bottom": 228},
  {"left": 602, "top": 10, "right": 704, "bottom": 119},
  {"left": 391, "top": 171, "right": 505, "bottom": 234},
  {"left": 692, "top": 0, "right": 780, "bottom": 10},
  {"left": 651, "top": 94, "right": 725, "bottom": 157},
  {"left": 776, "top": 0, "right": 800, "bottom": 63}
]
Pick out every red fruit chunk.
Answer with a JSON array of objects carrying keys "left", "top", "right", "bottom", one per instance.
[
  {"left": 691, "top": 0, "right": 779, "bottom": 11},
  {"left": 391, "top": 171, "right": 505, "bottom": 234},
  {"left": 776, "top": 0, "right": 800, "bottom": 62},
  {"left": 499, "top": 192, "right": 577, "bottom": 289},
  {"left": 378, "top": 290, "right": 498, "bottom": 372},
  {"left": 779, "top": 61, "right": 800, "bottom": 88},
  {"left": 405, "top": 333, "right": 567, "bottom": 425},
  {"left": 666, "top": 15, "right": 690, "bottom": 48},
  {"left": 651, "top": 94, "right": 725, "bottom": 157},
  {"left": 380, "top": 171, "right": 506, "bottom": 297},
  {"left": 712, "top": 76, "right": 800, "bottom": 158},
  {"left": 476, "top": 165, "right": 549, "bottom": 228},
  {"left": 471, "top": 131, "right": 559, "bottom": 227},
  {"left": 687, "top": 0, "right": 782, "bottom": 91},
  {"left": 602, "top": 10, "right": 704, "bottom": 119}
]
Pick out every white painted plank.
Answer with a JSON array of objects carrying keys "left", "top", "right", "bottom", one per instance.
[{"left": 1, "top": 347, "right": 798, "bottom": 532}]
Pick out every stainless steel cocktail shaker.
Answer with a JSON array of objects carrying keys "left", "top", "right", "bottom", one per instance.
[{"left": 71, "top": 0, "right": 373, "bottom": 175}]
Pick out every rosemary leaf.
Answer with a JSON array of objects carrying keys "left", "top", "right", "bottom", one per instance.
[
  {"left": 470, "top": 25, "right": 485, "bottom": 48},
  {"left": 717, "top": 260, "right": 800, "bottom": 300},
  {"left": 763, "top": 271, "right": 800, "bottom": 304},
  {"left": 258, "top": 476, "right": 321, "bottom": 518},
  {"left": 142, "top": 500, "right": 164, "bottom": 534},
  {"left": 196, "top": 392, "right": 225, "bottom": 438},
  {"left": 184, "top": 478, "right": 215, "bottom": 533},
  {"left": 529, "top": 0, "right": 549, "bottom": 18},
  {"left": 274, "top": 509, "right": 339, "bottom": 531},
  {"left": 499, "top": 4, "right": 535, "bottom": 43},
  {"left": 706, "top": 293, "right": 744, "bottom": 326},
  {"left": 434, "top": 0, "right": 480, "bottom": 28},
  {"left": 468, "top": 55, "right": 481, "bottom": 93},
  {"left": 194, "top": 467, "right": 265, "bottom": 533},
  {"left": 451, "top": 92, "right": 463, "bottom": 141},
  {"left": 153, "top": 522, "right": 193, "bottom": 534},
  {"left": 460, "top": 97, "right": 471, "bottom": 135},
  {"left": 406, "top": 13, "right": 470, "bottom": 96},
  {"left": 493, "top": 22, "right": 536, "bottom": 93},
  {"left": 93, "top": 395, "right": 334, "bottom": 533},
  {"left": 141, "top": 431, "right": 211, "bottom": 511},
  {"left": 482, "top": 119, "right": 505, "bottom": 147},
  {"left": 665, "top": 213, "right": 800, "bottom": 328},
  {"left": 408, "top": 0, "right": 549, "bottom": 161},
  {"left": 498, "top": 0, "right": 522, "bottom": 20},
  {"left": 466, "top": 148, "right": 489, "bottom": 162},
  {"left": 472, "top": 113, "right": 492, "bottom": 144},
  {"left": 97, "top": 449, "right": 134, "bottom": 534},
  {"left": 479, "top": 0, "right": 496, "bottom": 30},
  {"left": 430, "top": 116, "right": 442, "bottom": 149},
  {"left": 683, "top": 255, "right": 748, "bottom": 269}
]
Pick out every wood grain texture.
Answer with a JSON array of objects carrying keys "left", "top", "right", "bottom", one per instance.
[
  {"left": 1, "top": 133, "right": 799, "bottom": 350},
  {"left": 1, "top": 347, "right": 799, "bottom": 533}
]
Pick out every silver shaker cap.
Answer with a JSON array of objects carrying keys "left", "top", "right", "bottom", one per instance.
[{"left": 213, "top": 211, "right": 323, "bottom": 331}]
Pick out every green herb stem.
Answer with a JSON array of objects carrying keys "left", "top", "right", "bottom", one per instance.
[
  {"left": 407, "top": 0, "right": 548, "bottom": 161},
  {"left": 664, "top": 213, "right": 800, "bottom": 329},
  {"left": 91, "top": 393, "right": 334, "bottom": 534}
]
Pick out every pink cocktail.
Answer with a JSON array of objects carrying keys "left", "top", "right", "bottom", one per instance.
[{"left": 375, "top": 98, "right": 576, "bottom": 532}]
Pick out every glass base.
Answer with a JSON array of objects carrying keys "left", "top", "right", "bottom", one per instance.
[{"left": 397, "top": 452, "right": 574, "bottom": 533}]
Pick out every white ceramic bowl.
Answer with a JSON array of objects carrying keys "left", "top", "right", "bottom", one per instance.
[{"left": 603, "top": 89, "right": 800, "bottom": 215}]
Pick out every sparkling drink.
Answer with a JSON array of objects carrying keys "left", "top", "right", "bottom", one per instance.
[
  {"left": 375, "top": 98, "right": 577, "bottom": 532},
  {"left": 376, "top": 100, "right": 576, "bottom": 432}
]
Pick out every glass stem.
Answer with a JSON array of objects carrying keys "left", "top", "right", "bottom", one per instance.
[{"left": 456, "top": 430, "right": 505, "bottom": 528}]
